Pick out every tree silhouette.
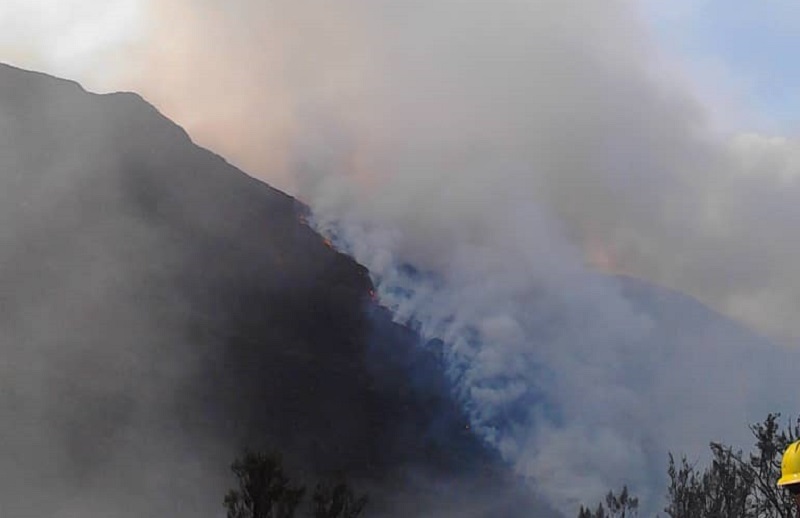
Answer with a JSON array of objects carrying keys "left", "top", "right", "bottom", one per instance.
[
  {"left": 664, "top": 445, "right": 754, "bottom": 518},
  {"left": 579, "top": 414, "right": 800, "bottom": 518},
  {"left": 311, "top": 480, "right": 368, "bottom": 518},
  {"left": 224, "top": 450, "right": 306, "bottom": 518},
  {"left": 578, "top": 486, "right": 638, "bottom": 518}
]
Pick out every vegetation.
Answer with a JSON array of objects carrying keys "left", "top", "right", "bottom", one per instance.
[
  {"left": 578, "top": 486, "right": 639, "bottom": 518},
  {"left": 578, "top": 414, "right": 800, "bottom": 518},
  {"left": 224, "top": 450, "right": 368, "bottom": 518},
  {"left": 311, "top": 481, "right": 368, "bottom": 518},
  {"left": 226, "top": 414, "right": 800, "bottom": 518}
]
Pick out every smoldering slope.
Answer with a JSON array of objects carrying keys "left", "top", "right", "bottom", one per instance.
[
  {"left": 14, "top": 0, "right": 800, "bottom": 515},
  {"left": 0, "top": 62, "right": 551, "bottom": 518}
]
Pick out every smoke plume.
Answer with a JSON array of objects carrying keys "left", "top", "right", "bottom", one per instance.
[{"left": 6, "top": 0, "right": 800, "bottom": 514}]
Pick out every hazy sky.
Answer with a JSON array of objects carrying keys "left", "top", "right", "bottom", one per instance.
[
  {"left": 5, "top": 0, "right": 800, "bottom": 132},
  {"left": 644, "top": 0, "right": 800, "bottom": 132},
  {"left": 4, "top": 1, "right": 800, "bottom": 515}
]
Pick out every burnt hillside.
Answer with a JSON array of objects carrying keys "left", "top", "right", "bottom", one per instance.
[{"left": 0, "top": 64, "right": 549, "bottom": 516}]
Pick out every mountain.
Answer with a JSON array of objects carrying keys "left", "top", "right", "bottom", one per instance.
[
  {"left": 3, "top": 61, "right": 795, "bottom": 518},
  {"left": 0, "top": 63, "right": 556, "bottom": 517}
]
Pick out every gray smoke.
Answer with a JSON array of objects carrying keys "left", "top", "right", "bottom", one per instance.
[
  {"left": 0, "top": 71, "right": 236, "bottom": 517},
  {"left": 276, "top": 2, "right": 800, "bottom": 511},
  {"left": 6, "top": 0, "right": 800, "bottom": 515}
]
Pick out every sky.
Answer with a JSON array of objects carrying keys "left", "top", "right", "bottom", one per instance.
[
  {"left": 643, "top": 0, "right": 800, "bottom": 133},
  {"left": 4, "top": 0, "right": 800, "bottom": 515},
  {"left": 6, "top": 0, "right": 800, "bottom": 133}
]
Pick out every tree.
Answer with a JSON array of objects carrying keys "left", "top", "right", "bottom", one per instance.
[
  {"left": 664, "top": 444, "right": 755, "bottom": 518},
  {"left": 578, "top": 486, "right": 638, "bottom": 518},
  {"left": 745, "top": 413, "right": 799, "bottom": 518},
  {"left": 663, "top": 414, "right": 799, "bottom": 518},
  {"left": 224, "top": 450, "right": 306, "bottom": 518},
  {"left": 311, "top": 480, "right": 368, "bottom": 518},
  {"left": 663, "top": 454, "right": 704, "bottom": 518},
  {"left": 579, "top": 414, "right": 800, "bottom": 518}
]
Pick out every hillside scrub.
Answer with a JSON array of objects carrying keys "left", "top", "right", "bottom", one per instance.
[{"left": 578, "top": 414, "right": 800, "bottom": 518}]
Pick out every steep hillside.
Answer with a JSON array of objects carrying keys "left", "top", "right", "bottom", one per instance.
[{"left": 0, "top": 64, "right": 550, "bottom": 517}]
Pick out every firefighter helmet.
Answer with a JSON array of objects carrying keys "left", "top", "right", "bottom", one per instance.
[{"left": 778, "top": 440, "right": 800, "bottom": 487}]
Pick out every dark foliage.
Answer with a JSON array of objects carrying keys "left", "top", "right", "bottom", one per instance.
[
  {"left": 311, "top": 480, "right": 368, "bottom": 518},
  {"left": 224, "top": 450, "right": 306, "bottom": 518},
  {"left": 578, "top": 486, "right": 639, "bottom": 518},
  {"left": 224, "top": 451, "right": 367, "bottom": 518}
]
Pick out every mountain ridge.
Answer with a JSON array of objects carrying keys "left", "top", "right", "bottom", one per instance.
[
  {"left": 0, "top": 62, "right": 555, "bottom": 516},
  {"left": 5, "top": 61, "right": 788, "bottom": 517}
]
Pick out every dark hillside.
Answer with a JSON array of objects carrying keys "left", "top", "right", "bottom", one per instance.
[{"left": 0, "top": 64, "right": 547, "bottom": 516}]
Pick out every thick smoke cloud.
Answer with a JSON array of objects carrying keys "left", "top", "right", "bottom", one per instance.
[
  {"left": 6, "top": 0, "right": 800, "bottom": 514},
  {"left": 108, "top": 0, "right": 800, "bottom": 513},
  {"left": 0, "top": 0, "right": 144, "bottom": 87},
  {"left": 114, "top": 0, "right": 800, "bottom": 341}
]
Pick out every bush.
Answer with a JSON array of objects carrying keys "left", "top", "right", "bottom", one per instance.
[
  {"left": 224, "top": 450, "right": 367, "bottom": 518},
  {"left": 578, "top": 414, "right": 800, "bottom": 518}
]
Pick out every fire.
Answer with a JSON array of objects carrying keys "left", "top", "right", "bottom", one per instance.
[{"left": 585, "top": 238, "right": 619, "bottom": 273}]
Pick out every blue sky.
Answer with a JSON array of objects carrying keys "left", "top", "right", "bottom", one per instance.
[{"left": 642, "top": 0, "right": 800, "bottom": 132}]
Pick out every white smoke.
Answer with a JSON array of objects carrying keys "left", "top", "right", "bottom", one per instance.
[
  {"left": 306, "top": 145, "right": 800, "bottom": 514},
  {"left": 280, "top": 1, "right": 800, "bottom": 512},
  {"left": 0, "top": 0, "right": 144, "bottom": 87},
  {"left": 309, "top": 199, "right": 660, "bottom": 511},
  {"left": 7, "top": 0, "right": 800, "bottom": 514},
  {"left": 307, "top": 165, "right": 800, "bottom": 514}
]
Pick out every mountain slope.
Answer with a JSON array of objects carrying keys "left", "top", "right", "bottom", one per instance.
[
  {"left": 0, "top": 64, "right": 551, "bottom": 517},
  {"left": 4, "top": 62, "right": 794, "bottom": 518}
]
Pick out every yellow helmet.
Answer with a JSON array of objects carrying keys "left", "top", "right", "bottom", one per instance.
[{"left": 778, "top": 440, "right": 800, "bottom": 487}]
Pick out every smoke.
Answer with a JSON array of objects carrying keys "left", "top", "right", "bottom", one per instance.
[
  {"left": 0, "top": 69, "right": 238, "bottom": 516},
  {"left": 7, "top": 0, "right": 800, "bottom": 514},
  {"left": 0, "top": 0, "right": 145, "bottom": 88}
]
